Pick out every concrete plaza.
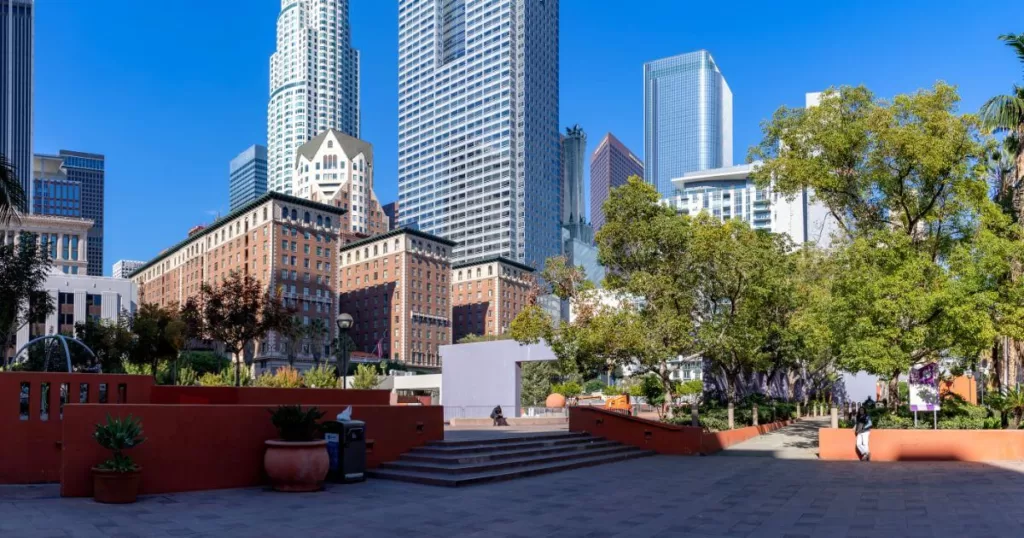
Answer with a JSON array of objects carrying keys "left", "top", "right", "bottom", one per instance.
[{"left": 3, "top": 448, "right": 1023, "bottom": 537}]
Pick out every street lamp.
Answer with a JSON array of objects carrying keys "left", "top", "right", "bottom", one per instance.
[{"left": 336, "top": 313, "right": 354, "bottom": 389}]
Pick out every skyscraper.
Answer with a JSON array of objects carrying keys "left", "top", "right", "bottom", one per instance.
[
  {"left": 590, "top": 132, "right": 643, "bottom": 231},
  {"left": 560, "top": 125, "right": 586, "bottom": 230},
  {"left": 33, "top": 150, "right": 104, "bottom": 276},
  {"left": 112, "top": 259, "right": 144, "bottom": 279},
  {"left": 229, "top": 144, "right": 267, "bottom": 212},
  {"left": 268, "top": 0, "right": 360, "bottom": 196},
  {"left": 643, "top": 50, "right": 732, "bottom": 198},
  {"left": 1, "top": 0, "right": 33, "bottom": 207},
  {"left": 397, "top": 0, "right": 561, "bottom": 268}
]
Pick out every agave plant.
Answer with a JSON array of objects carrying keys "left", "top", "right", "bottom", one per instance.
[
  {"left": 93, "top": 415, "right": 146, "bottom": 472},
  {"left": 268, "top": 405, "right": 324, "bottom": 442}
]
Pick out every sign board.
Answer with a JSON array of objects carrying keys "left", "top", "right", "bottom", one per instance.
[{"left": 909, "top": 362, "right": 940, "bottom": 412}]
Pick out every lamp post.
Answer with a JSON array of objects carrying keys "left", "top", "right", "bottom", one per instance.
[{"left": 336, "top": 313, "right": 354, "bottom": 389}]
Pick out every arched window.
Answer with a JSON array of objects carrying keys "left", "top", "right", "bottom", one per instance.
[
  {"left": 304, "top": 212, "right": 311, "bottom": 224},
  {"left": 290, "top": 209, "right": 297, "bottom": 220},
  {"left": 325, "top": 217, "right": 331, "bottom": 228},
  {"left": 282, "top": 207, "right": 288, "bottom": 219},
  {"left": 317, "top": 215, "right": 323, "bottom": 226}
]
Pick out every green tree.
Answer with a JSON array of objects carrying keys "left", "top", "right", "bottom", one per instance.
[
  {"left": 279, "top": 316, "right": 305, "bottom": 367},
  {"left": 0, "top": 232, "right": 54, "bottom": 368},
  {"left": 72, "top": 314, "right": 135, "bottom": 372},
  {"left": 128, "top": 303, "right": 186, "bottom": 378},
  {"left": 520, "top": 361, "right": 558, "bottom": 406},
  {"left": 351, "top": 363, "right": 380, "bottom": 390},
  {"left": 305, "top": 317, "right": 329, "bottom": 367},
  {"left": 980, "top": 34, "right": 1024, "bottom": 220},
  {"left": 457, "top": 333, "right": 514, "bottom": 344},
  {"left": 750, "top": 83, "right": 991, "bottom": 408},
  {"left": 195, "top": 272, "right": 293, "bottom": 386},
  {"left": 633, "top": 374, "right": 667, "bottom": 418},
  {"left": 303, "top": 364, "right": 338, "bottom": 389},
  {"left": 0, "top": 153, "right": 27, "bottom": 225}
]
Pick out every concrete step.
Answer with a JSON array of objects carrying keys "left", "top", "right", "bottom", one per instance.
[
  {"left": 401, "top": 439, "right": 623, "bottom": 464},
  {"left": 367, "top": 447, "right": 654, "bottom": 487},
  {"left": 414, "top": 433, "right": 593, "bottom": 455},
  {"left": 384, "top": 444, "right": 639, "bottom": 474},
  {"left": 425, "top": 431, "right": 589, "bottom": 448}
]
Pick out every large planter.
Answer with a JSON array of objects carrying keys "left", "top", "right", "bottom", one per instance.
[
  {"left": 92, "top": 467, "right": 142, "bottom": 504},
  {"left": 264, "top": 439, "right": 329, "bottom": 492}
]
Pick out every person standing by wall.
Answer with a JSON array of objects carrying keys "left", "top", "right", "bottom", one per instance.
[{"left": 855, "top": 406, "right": 872, "bottom": 461}]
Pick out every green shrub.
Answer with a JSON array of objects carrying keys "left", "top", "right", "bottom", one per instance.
[
  {"left": 583, "top": 379, "right": 605, "bottom": 394},
  {"left": 268, "top": 405, "right": 323, "bottom": 442},
  {"left": 303, "top": 365, "right": 338, "bottom": 389},
  {"left": 181, "top": 351, "right": 229, "bottom": 375},
  {"left": 176, "top": 366, "right": 198, "bottom": 386},
  {"left": 551, "top": 381, "right": 583, "bottom": 399},
  {"left": 255, "top": 366, "right": 304, "bottom": 388},
  {"left": 93, "top": 415, "right": 145, "bottom": 472},
  {"left": 602, "top": 384, "right": 622, "bottom": 396}
]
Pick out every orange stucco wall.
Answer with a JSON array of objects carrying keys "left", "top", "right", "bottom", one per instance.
[
  {"left": 569, "top": 407, "right": 792, "bottom": 456},
  {"left": 149, "top": 386, "right": 390, "bottom": 405},
  {"left": 0, "top": 373, "right": 154, "bottom": 484},
  {"left": 940, "top": 376, "right": 977, "bottom": 405},
  {"left": 61, "top": 404, "right": 444, "bottom": 497},
  {"left": 819, "top": 428, "right": 1024, "bottom": 461}
]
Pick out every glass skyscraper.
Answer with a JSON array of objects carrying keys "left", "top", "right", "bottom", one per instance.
[
  {"left": 590, "top": 132, "right": 643, "bottom": 231},
  {"left": 1, "top": 0, "right": 33, "bottom": 208},
  {"left": 229, "top": 144, "right": 268, "bottom": 212},
  {"left": 397, "top": 0, "right": 561, "bottom": 268},
  {"left": 643, "top": 50, "right": 732, "bottom": 198},
  {"left": 32, "top": 150, "right": 105, "bottom": 276},
  {"left": 268, "top": 0, "right": 359, "bottom": 196}
]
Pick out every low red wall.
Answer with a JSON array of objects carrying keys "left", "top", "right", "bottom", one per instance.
[
  {"left": 569, "top": 407, "right": 703, "bottom": 455},
  {"left": 61, "top": 403, "right": 444, "bottom": 497},
  {"left": 700, "top": 421, "right": 793, "bottom": 453},
  {"left": 819, "top": 428, "right": 1024, "bottom": 461},
  {"left": 150, "top": 386, "right": 390, "bottom": 406},
  {"left": 0, "top": 373, "right": 154, "bottom": 484},
  {"left": 569, "top": 407, "right": 794, "bottom": 456}
]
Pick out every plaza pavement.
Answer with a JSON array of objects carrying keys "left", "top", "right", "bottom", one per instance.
[{"left": 4, "top": 419, "right": 1023, "bottom": 537}]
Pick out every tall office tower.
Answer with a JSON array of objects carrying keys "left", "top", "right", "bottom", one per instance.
[
  {"left": 397, "top": 0, "right": 561, "bottom": 268},
  {"left": 382, "top": 201, "right": 398, "bottom": 230},
  {"left": 643, "top": 50, "right": 732, "bottom": 198},
  {"left": 1, "top": 0, "right": 33, "bottom": 208},
  {"left": 590, "top": 132, "right": 643, "bottom": 231},
  {"left": 229, "top": 144, "right": 268, "bottom": 212},
  {"left": 560, "top": 125, "right": 586, "bottom": 235},
  {"left": 112, "top": 259, "right": 144, "bottom": 279},
  {"left": 268, "top": 0, "right": 360, "bottom": 196},
  {"left": 33, "top": 150, "right": 104, "bottom": 276}
]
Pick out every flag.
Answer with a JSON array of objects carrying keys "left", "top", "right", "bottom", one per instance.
[{"left": 375, "top": 338, "right": 383, "bottom": 359}]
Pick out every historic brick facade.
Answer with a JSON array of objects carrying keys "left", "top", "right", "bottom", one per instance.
[{"left": 451, "top": 256, "right": 534, "bottom": 342}]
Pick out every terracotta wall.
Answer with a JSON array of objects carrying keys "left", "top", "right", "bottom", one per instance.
[
  {"left": 569, "top": 407, "right": 703, "bottom": 455},
  {"left": 819, "top": 428, "right": 1024, "bottom": 461},
  {"left": 569, "top": 407, "right": 793, "bottom": 456},
  {"left": 700, "top": 421, "right": 793, "bottom": 453},
  {"left": 61, "top": 404, "right": 444, "bottom": 497},
  {"left": 940, "top": 376, "right": 977, "bottom": 405},
  {"left": 149, "top": 386, "right": 390, "bottom": 406},
  {"left": 0, "top": 373, "right": 154, "bottom": 484}
]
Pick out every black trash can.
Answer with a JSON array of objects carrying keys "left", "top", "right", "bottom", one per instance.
[{"left": 323, "top": 418, "right": 366, "bottom": 483}]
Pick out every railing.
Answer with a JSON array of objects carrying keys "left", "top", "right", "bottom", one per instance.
[{"left": 443, "top": 405, "right": 569, "bottom": 421}]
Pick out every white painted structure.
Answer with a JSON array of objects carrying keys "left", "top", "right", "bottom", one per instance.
[
  {"left": 111, "top": 259, "right": 144, "bottom": 279},
  {"left": 440, "top": 340, "right": 556, "bottom": 420}
]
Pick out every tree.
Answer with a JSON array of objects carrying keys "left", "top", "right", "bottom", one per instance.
[
  {"left": 128, "top": 303, "right": 186, "bottom": 378},
  {"left": 351, "top": 363, "right": 380, "bottom": 390},
  {"left": 750, "top": 83, "right": 991, "bottom": 409},
  {"left": 633, "top": 375, "right": 667, "bottom": 419},
  {"left": 195, "top": 272, "right": 293, "bottom": 386},
  {"left": 0, "top": 232, "right": 54, "bottom": 368},
  {"left": 0, "top": 153, "right": 27, "bottom": 226},
  {"left": 72, "top": 314, "right": 135, "bottom": 372},
  {"left": 980, "top": 34, "right": 1024, "bottom": 221},
  {"left": 279, "top": 316, "right": 305, "bottom": 367},
  {"left": 520, "top": 361, "right": 558, "bottom": 406},
  {"left": 305, "top": 317, "right": 329, "bottom": 367}
]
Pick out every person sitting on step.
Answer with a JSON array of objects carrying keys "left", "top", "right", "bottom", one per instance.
[{"left": 490, "top": 405, "right": 508, "bottom": 427}]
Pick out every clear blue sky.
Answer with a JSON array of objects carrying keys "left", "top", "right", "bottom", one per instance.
[{"left": 33, "top": 1, "right": 1019, "bottom": 275}]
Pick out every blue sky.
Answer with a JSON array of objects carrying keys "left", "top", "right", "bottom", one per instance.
[{"left": 34, "top": 1, "right": 1019, "bottom": 275}]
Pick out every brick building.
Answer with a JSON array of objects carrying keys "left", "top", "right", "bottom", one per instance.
[
  {"left": 451, "top": 256, "right": 534, "bottom": 342},
  {"left": 130, "top": 192, "right": 345, "bottom": 372},
  {"left": 338, "top": 228, "right": 454, "bottom": 369}
]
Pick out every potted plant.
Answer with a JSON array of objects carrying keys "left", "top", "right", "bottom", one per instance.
[
  {"left": 92, "top": 414, "right": 145, "bottom": 504},
  {"left": 264, "top": 405, "right": 328, "bottom": 492}
]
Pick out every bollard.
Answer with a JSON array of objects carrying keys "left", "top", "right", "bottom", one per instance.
[
  {"left": 727, "top": 402, "right": 735, "bottom": 430},
  {"left": 691, "top": 404, "right": 699, "bottom": 428},
  {"left": 752, "top": 403, "right": 759, "bottom": 426},
  {"left": 831, "top": 406, "right": 838, "bottom": 428}
]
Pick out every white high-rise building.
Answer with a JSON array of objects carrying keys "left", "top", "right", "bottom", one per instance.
[
  {"left": 112, "top": 259, "right": 145, "bottom": 279},
  {"left": 268, "top": 0, "right": 360, "bottom": 196},
  {"left": 397, "top": 0, "right": 561, "bottom": 268}
]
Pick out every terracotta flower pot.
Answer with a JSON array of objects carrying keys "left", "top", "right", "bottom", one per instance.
[
  {"left": 264, "top": 440, "right": 329, "bottom": 492},
  {"left": 92, "top": 467, "right": 142, "bottom": 504}
]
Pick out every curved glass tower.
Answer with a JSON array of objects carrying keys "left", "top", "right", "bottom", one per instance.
[{"left": 643, "top": 50, "right": 732, "bottom": 198}]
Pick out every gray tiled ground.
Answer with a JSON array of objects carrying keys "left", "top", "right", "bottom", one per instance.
[
  {"left": 4, "top": 455, "right": 1024, "bottom": 537},
  {"left": 719, "top": 417, "right": 829, "bottom": 459}
]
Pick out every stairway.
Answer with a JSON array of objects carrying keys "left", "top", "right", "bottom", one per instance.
[{"left": 367, "top": 431, "right": 654, "bottom": 487}]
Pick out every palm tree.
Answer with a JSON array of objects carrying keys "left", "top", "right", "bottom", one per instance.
[
  {"left": 305, "top": 317, "right": 329, "bottom": 367},
  {"left": 279, "top": 316, "right": 305, "bottom": 367},
  {"left": 0, "top": 153, "right": 27, "bottom": 226},
  {"left": 980, "top": 34, "right": 1024, "bottom": 220}
]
